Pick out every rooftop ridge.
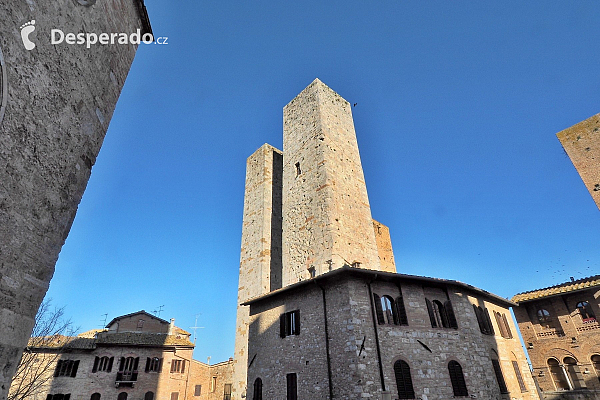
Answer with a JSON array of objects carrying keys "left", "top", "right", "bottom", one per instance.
[{"left": 512, "top": 274, "right": 600, "bottom": 303}]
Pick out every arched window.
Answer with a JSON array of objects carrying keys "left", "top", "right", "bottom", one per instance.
[
  {"left": 426, "top": 299, "right": 458, "bottom": 329},
  {"left": 537, "top": 309, "right": 551, "bottom": 322},
  {"left": 576, "top": 301, "right": 596, "bottom": 322},
  {"left": 547, "top": 358, "right": 570, "bottom": 390},
  {"left": 448, "top": 361, "right": 468, "bottom": 397},
  {"left": 564, "top": 357, "right": 585, "bottom": 389},
  {"left": 592, "top": 355, "right": 600, "bottom": 383},
  {"left": 117, "top": 393, "right": 127, "bottom": 400},
  {"left": 253, "top": 378, "right": 262, "bottom": 400},
  {"left": 90, "top": 393, "right": 101, "bottom": 400},
  {"left": 144, "top": 392, "right": 154, "bottom": 400},
  {"left": 490, "top": 351, "right": 508, "bottom": 394},
  {"left": 473, "top": 305, "right": 494, "bottom": 335},
  {"left": 117, "top": 357, "right": 139, "bottom": 382},
  {"left": 381, "top": 296, "right": 395, "bottom": 324},
  {"left": 393, "top": 360, "right": 415, "bottom": 399}
]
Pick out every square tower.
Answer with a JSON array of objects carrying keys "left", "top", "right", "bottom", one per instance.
[{"left": 282, "top": 79, "right": 383, "bottom": 285}]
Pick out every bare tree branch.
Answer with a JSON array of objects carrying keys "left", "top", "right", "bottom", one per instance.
[{"left": 8, "top": 299, "right": 75, "bottom": 400}]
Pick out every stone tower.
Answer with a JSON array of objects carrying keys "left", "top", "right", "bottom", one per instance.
[
  {"left": 0, "top": 1, "right": 150, "bottom": 397},
  {"left": 233, "top": 79, "right": 396, "bottom": 398},
  {"left": 557, "top": 113, "right": 600, "bottom": 210}
]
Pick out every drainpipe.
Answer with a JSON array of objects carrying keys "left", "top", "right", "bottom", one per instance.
[
  {"left": 367, "top": 275, "right": 386, "bottom": 392},
  {"left": 315, "top": 281, "right": 334, "bottom": 400}
]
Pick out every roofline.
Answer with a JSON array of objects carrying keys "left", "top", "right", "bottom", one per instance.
[
  {"left": 241, "top": 266, "right": 516, "bottom": 307},
  {"left": 511, "top": 275, "right": 600, "bottom": 304},
  {"left": 105, "top": 310, "right": 169, "bottom": 328}
]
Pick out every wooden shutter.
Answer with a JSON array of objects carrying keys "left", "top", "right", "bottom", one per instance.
[
  {"left": 294, "top": 310, "right": 300, "bottom": 335},
  {"left": 373, "top": 294, "right": 384, "bottom": 324},
  {"left": 181, "top": 360, "right": 185, "bottom": 374},
  {"left": 448, "top": 361, "right": 468, "bottom": 396},
  {"left": 194, "top": 385, "right": 202, "bottom": 396},
  {"left": 158, "top": 358, "right": 163, "bottom": 372},
  {"left": 170, "top": 393, "right": 178, "bottom": 400},
  {"left": 64, "top": 395, "right": 71, "bottom": 400},
  {"left": 474, "top": 306, "right": 484, "bottom": 333},
  {"left": 286, "top": 373, "right": 297, "bottom": 400},
  {"left": 396, "top": 296, "right": 408, "bottom": 325},
  {"left": 494, "top": 312, "right": 506, "bottom": 338},
  {"left": 107, "top": 357, "right": 114, "bottom": 372},
  {"left": 70, "top": 360, "right": 80, "bottom": 377},
  {"left": 491, "top": 360, "right": 508, "bottom": 394},
  {"left": 512, "top": 361, "right": 527, "bottom": 392},
  {"left": 145, "top": 358, "right": 150, "bottom": 372},
  {"left": 393, "top": 360, "right": 415, "bottom": 399},
  {"left": 425, "top": 299, "right": 436, "bottom": 328},
  {"left": 484, "top": 308, "right": 494, "bottom": 335},
  {"left": 280, "top": 314, "right": 286, "bottom": 338},
  {"left": 502, "top": 314, "right": 513, "bottom": 339},
  {"left": 54, "top": 360, "right": 61, "bottom": 377},
  {"left": 132, "top": 357, "right": 139, "bottom": 381},
  {"left": 92, "top": 357, "right": 99, "bottom": 373}
]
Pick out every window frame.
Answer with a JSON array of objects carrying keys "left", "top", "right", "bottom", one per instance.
[{"left": 393, "top": 359, "right": 415, "bottom": 399}]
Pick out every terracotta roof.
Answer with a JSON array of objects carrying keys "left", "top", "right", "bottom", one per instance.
[
  {"left": 512, "top": 275, "right": 600, "bottom": 303},
  {"left": 78, "top": 329, "right": 106, "bottom": 338},
  {"left": 27, "top": 335, "right": 96, "bottom": 350},
  {"left": 96, "top": 332, "right": 194, "bottom": 347}
]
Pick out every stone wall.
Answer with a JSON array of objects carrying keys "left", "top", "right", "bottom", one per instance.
[
  {"left": 246, "top": 271, "right": 539, "bottom": 399},
  {"left": 0, "top": 1, "right": 149, "bottom": 397},
  {"left": 233, "top": 144, "right": 283, "bottom": 399},
  {"left": 282, "top": 79, "right": 381, "bottom": 285},
  {"left": 557, "top": 113, "right": 600, "bottom": 210}
]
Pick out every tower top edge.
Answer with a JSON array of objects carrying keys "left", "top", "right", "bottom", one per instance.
[{"left": 283, "top": 78, "right": 350, "bottom": 110}]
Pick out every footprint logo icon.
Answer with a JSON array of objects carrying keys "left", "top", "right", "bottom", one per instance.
[{"left": 20, "top": 20, "right": 36, "bottom": 51}]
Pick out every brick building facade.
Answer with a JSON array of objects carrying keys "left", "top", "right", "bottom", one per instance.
[
  {"left": 10, "top": 311, "right": 233, "bottom": 400},
  {"left": 233, "top": 79, "right": 539, "bottom": 399},
  {"left": 513, "top": 276, "right": 600, "bottom": 399}
]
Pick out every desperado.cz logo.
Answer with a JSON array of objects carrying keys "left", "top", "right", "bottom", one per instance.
[
  {"left": 19, "top": 20, "right": 167, "bottom": 51},
  {"left": 51, "top": 29, "right": 167, "bottom": 48}
]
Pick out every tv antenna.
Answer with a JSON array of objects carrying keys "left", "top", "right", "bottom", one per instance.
[
  {"left": 152, "top": 305, "right": 165, "bottom": 318},
  {"left": 190, "top": 314, "right": 205, "bottom": 344},
  {"left": 100, "top": 313, "right": 108, "bottom": 328}
]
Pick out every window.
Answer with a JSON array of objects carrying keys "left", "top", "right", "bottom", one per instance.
[
  {"left": 548, "top": 358, "right": 570, "bottom": 391},
  {"left": 54, "top": 360, "right": 80, "bottom": 377},
  {"left": 592, "top": 355, "right": 600, "bottom": 383},
  {"left": 373, "top": 293, "right": 408, "bottom": 326},
  {"left": 473, "top": 305, "right": 494, "bottom": 335},
  {"left": 194, "top": 385, "right": 202, "bottom": 396},
  {"left": 144, "top": 392, "right": 154, "bottom": 400},
  {"left": 253, "top": 378, "right": 263, "bottom": 400},
  {"left": 280, "top": 310, "right": 300, "bottom": 337},
  {"left": 494, "top": 311, "right": 513, "bottom": 339},
  {"left": 170, "top": 359, "right": 185, "bottom": 373},
  {"left": 170, "top": 393, "right": 178, "bottom": 400},
  {"left": 211, "top": 376, "right": 217, "bottom": 392},
  {"left": 576, "top": 301, "right": 596, "bottom": 322},
  {"left": 47, "top": 394, "right": 71, "bottom": 400},
  {"left": 511, "top": 361, "right": 527, "bottom": 392},
  {"left": 137, "top": 319, "right": 145, "bottom": 330},
  {"left": 145, "top": 357, "right": 162, "bottom": 372},
  {"left": 286, "top": 373, "right": 297, "bottom": 400},
  {"left": 536, "top": 309, "right": 552, "bottom": 328},
  {"left": 308, "top": 267, "right": 315, "bottom": 278},
  {"left": 564, "top": 357, "right": 585, "bottom": 389},
  {"left": 295, "top": 162, "right": 301, "bottom": 176},
  {"left": 90, "top": 394, "right": 101, "bottom": 400},
  {"left": 448, "top": 361, "right": 468, "bottom": 397},
  {"left": 117, "top": 393, "right": 127, "bottom": 400},
  {"left": 92, "top": 356, "right": 114, "bottom": 373},
  {"left": 116, "top": 357, "right": 139, "bottom": 382},
  {"left": 393, "top": 360, "right": 415, "bottom": 399},
  {"left": 223, "top": 383, "right": 232, "bottom": 400},
  {"left": 491, "top": 359, "right": 508, "bottom": 394},
  {"left": 426, "top": 299, "right": 458, "bottom": 329}
]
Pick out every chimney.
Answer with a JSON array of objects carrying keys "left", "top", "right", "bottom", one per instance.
[
  {"left": 168, "top": 318, "right": 175, "bottom": 335},
  {"left": 570, "top": 277, "right": 575, "bottom": 282}
]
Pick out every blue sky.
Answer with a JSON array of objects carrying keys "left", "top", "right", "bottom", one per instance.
[{"left": 46, "top": 1, "right": 600, "bottom": 363}]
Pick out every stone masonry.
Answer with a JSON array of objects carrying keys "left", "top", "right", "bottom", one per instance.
[
  {"left": 233, "top": 79, "right": 397, "bottom": 399},
  {"left": 244, "top": 268, "right": 539, "bottom": 400},
  {"left": 557, "top": 113, "right": 600, "bottom": 210},
  {"left": 0, "top": 1, "right": 150, "bottom": 398}
]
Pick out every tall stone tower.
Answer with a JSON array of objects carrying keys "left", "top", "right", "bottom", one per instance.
[
  {"left": 0, "top": 1, "right": 150, "bottom": 397},
  {"left": 233, "top": 79, "right": 396, "bottom": 399},
  {"left": 557, "top": 113, "right": 600, "bottom": 210}
]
